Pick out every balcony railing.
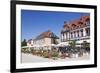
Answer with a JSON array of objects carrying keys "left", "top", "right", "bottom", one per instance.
[{"left": 61, "top": 36, "right": 90, "bottom": 42}]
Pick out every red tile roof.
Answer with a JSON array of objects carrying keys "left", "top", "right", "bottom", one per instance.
[
  {"left": 34, "top": 30, "right": 59, "bottom": 40},
  {"left": 63, "top": 16, "right": 90, "bottom": 30}
]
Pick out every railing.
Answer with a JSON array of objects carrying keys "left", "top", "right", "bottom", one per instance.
[{"left": 61, "top": 36, "right": 90, "bottom": 42}]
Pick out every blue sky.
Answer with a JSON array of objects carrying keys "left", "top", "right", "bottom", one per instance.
[{"left": 21, "top": 10, "right": 89, "bottom": 41}]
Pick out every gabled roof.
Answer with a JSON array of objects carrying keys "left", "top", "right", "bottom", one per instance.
[
  {"left": 27, "top": 39, "right": 33, "bottom": 44},
  {"left": 34, "top": 30, "right": 59, "bottom": 40},
  {"left": 27, "top": 39, "right": 32, "bottom": 42}
]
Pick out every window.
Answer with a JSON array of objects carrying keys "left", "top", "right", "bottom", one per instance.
[
  {"left": 80, "top": 29, "right": 83, "bottom": 37},
  {"left": 86, "top": 28, "right": 90, "bottom": 36},
  {"left": 74, "top": 31, "right": 76, "bottom": 38},
  {"left": 66, "top": 33, "right": 67, "bottom": 40},
  {"left": 71, "top": 32, "right": 73, "bottom": 38},
  {"left": 77, "top": 30, "right": 79, "bottom": 37}
]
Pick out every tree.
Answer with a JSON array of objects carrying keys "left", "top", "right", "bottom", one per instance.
[
  {"left": 82, "top": 41, "right": 90, "bottom": 50},
  {"left": 69, "top": 40, "right": 76, "bottom": 48},
  {"left": 21, "top": 39, "right": 27, "bottom": 46}
]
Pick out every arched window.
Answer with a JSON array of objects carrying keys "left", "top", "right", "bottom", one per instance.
[
  {"left": 85, "top": 28, "right": 90, "bottom": 36},
  {"left": 77, "top": 30, "right": 79, "bottom": 37},
  {"left": 80, "top": 29, "right": 83, "bottom": 37}
]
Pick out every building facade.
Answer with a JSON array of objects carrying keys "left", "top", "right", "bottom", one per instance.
[
  {"left": 61, "top": 16, "right": 90, "bottom": 45},
  {"left": 27, "top": 30, "right": 59, "bottom": 50}
]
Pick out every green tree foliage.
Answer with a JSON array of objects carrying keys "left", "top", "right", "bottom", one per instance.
[
  {"left": 21, "top": 39, "right": 27, "bottom": 46},
  {"left": 69, "top": 40, "right": 76, "bottom": 48},
  {"left": 82, "top": 41, "right": 90, "bottom": 49}
]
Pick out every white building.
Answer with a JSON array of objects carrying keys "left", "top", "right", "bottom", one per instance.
[
  {"left": 60, "top": 16, "right": 90, "bottom": 46},
  {"left": 27, "top": 30, "right": 59, "bottom": 50}
]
